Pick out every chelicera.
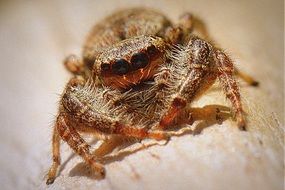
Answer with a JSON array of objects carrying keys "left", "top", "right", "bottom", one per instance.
[{"left": 46, "top": 8, "right": 258, "bottom": 184}]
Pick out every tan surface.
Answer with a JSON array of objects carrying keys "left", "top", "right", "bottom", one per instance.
[{"left": 0, "top": 0, "right": 283, "bottom": 190}]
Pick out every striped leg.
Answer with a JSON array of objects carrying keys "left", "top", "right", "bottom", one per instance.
[
  {"left": 158, "top": 69, "right": 216, "bottom": 129},
  {"left": 214, "top": 49, "right": 246, "bottom": 130},
  {"left": 53, "top": 115, "right": 105, "bottom": 184}
]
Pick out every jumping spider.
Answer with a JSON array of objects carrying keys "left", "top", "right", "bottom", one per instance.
[{"left": 46, "top": 8, "right": 258, "bottom": 184}]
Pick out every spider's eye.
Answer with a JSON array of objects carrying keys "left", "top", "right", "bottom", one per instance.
[
  {"left": 101, "top": 63, "right": 110, "bottom": 72},
  {"left": 131, "top": 52, "right": 149, "bottom": 70},
  {"left": 146, "top": 45, "right": 159, "bottom": 57},
  {"left": 112, "top": 59, "right": 130, "bottom": 75}
]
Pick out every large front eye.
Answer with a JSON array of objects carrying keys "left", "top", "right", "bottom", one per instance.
[
  {"left": 131, "top": 52, "right": 149, "bottom": 70},
  {"left": 112, "top": 59, "right": 130, "bottom": 75}
]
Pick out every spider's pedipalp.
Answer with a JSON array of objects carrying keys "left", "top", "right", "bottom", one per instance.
[{"left": 56, "top": 115, "right": 105, "bottom": 174}]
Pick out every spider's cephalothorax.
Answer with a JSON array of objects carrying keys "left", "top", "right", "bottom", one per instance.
[
  {"left": 47, "top": 8, "right": 258, "bottom": 185},
  {"left": 94, "top": 35, "right": 167, "bottom": 89}
]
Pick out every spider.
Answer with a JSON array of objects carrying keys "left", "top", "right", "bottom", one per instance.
[{"left": 46, "top": 8, "right": 258, "bottom": 184}]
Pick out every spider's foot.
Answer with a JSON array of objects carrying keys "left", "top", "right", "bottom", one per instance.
[
  {"left": 90, "top": 161, "right": 106, "bottom": 178},
  {"left": 46, "top": 177, "right": 55, "bottom": 185},
  {"left": 186, "top": 112, "right": 194, "bottom": 125},
  {"left": 237, "top": 116, "right": 246, "bottom": 131},
  {"left": 250, "top": 80, "right": 259, "bottom": 87},
  {"left": 46, "top": 162, "right": 59, "bottom": 185},
  {"left": 215, "top": 108, "right": 223, "bottom": 124},
  {"left": 149, "top": 131, "right": 171, "bottom": 141},
  {"left": 238, "top": 122, "right": 246, "bottom": 131}
]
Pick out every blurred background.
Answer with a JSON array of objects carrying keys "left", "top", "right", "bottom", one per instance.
[{"left": 0, "top": 0, "right": 283, "bottom": 190}]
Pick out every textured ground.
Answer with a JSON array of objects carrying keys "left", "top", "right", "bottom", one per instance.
[{"left": 0, "top": 0, "right": 283, "bottom": 190}]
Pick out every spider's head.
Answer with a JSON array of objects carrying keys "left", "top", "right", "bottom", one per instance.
[{"left": 93, "top": 36, "right": 166, "bottom": 89}]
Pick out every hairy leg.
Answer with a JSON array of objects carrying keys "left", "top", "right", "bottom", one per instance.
[
  {"left": 173, "top": 14, "right": 259, "bottom": 87},
  {"left": 158, "top": 36, "right": 216, "bottom": 129},
  {"left": 61, "top": 82, "right": 171, "bottom": 140},
  {"left": 157, "top": 36, "right": 247, "bottom": 130},
  {"left": 46, "top": 125, "right": 61, "bottom": 184},
  {"left": 64, "top": 54, "right": 85, "bottom": 75},
  {"left": 213, "top": 49, "right": 246, "bottom": 129},
  {"left": 63, "top": 54, "right": 91, "bottom": 78},
  {"left": 54, "top": 115, "right": 105, "bottom": 183}
]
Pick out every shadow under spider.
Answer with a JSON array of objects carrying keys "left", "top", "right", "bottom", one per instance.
[{"left": 58, "top": 104, "right": 232, "bottom": 179}]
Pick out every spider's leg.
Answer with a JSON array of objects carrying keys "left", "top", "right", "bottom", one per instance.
[
  {"left": 213, "top": 49, "right": 247, "bottom": 129},
  {"left": 158, "top": 70, "right": 216, "bottom": 129},
  {"left": 234, "top": 67, "right": 259, "bottom": 86},
  {"left": 92, "top": 136, "right": 164, "bottom": 163},
  {"left": 92, "top": 136, "right": 126, "bottom": 158},
  {"left": 178, "top": 12, "right": 210, "bottom": 41},
  {"left": 66, "top": 75, "right": 86, "bottom": 88},
  {"left": 172, "top": 15, "right": 259, "bottom": 87},
  {"left": 63, "top": 54, "right": 84, "bottom": 74},
  {"left": 46, "top": 114, "right": 105, "bottom": 185},
  {"left": 63, "top": 54, "right": 91, "bottom": 78},
  {"left": 59, "top": 115, "right": 105, "bottom": 174},
  {"left": 62, "top": 84, "right": 171, "bottom": 141},
  {"left": 46, "top": 125, "right": 61, "bottom": 185},
  {"left": 165, "top": 12, "right": 210, "bottom": 44},
  {"left": 158, "top": 37, "right": 217, "bottom": 129},
  {"left": 173, "top": 105, "right": 232, "bottom": 127},
  {"left": 158, "top": 36, "right": 247, "bottom": 130}
]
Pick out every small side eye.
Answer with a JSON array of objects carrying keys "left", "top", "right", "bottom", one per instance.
[
  {"left": 112, "top": 59, "right": 130, "bottom": 75},
  {"left": 101, "top": 63, "right": 110, "bottom": 72},
  {"left": 131, "top": 52, "right": 149, "bottom": 70},
  {"left": 146, "top": 45, "right": 159, "bottom": 57}
]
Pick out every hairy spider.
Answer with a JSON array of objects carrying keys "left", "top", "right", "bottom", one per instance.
[{"left": 46, "top": 8, "right": 258, "bottom": 184}]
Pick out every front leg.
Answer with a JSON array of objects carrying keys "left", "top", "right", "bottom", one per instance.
[
  {"left": 61, "top": 80, "right": 173, "bottom": 141},
  {"left": 64, "top": 54, "right": 85, "bottom": 75},
  {"left": 167, "top": 14, "right": 259, "bottom": 86},
  {"left": 158, "top": 36, "right": 247, "bottom": 130},
  {"left": 46, "top": 125, "right": 61, "bottom": 185},
  {"left": 158, "top": 37, "right": 216, "bottom": 129},
  {"left": 46, "top": 114, "right": 105, "bottom": 185},
  {"left": 63, "top": 54, "right": 91, "bottom": 78}
]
